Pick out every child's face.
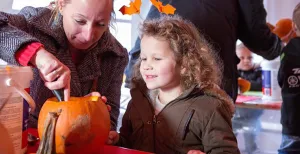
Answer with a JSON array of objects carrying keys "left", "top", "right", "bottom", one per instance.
[
  {"left": 140, "top": 36, "right": 181, "bottom": 91},
  {"left": 236, "top": 47, "right": 254, "bottom": 71}
]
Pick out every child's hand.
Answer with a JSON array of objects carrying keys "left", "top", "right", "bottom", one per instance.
[
  {"left": 84, "top": 92, "right": 111, "bottom": 111},
  {"left": 106, "top": 131, "right": 119, "bottom": 145},
  {"left": 187, "top": 150, "right": 205, "bottom": 154}
]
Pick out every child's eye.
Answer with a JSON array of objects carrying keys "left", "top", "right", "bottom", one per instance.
[
  {"left": 154, "top": 58, "right": 161, "bottom": 61},
  {"left": 140, "top": 57, "right": 146, "bottom": 61}
]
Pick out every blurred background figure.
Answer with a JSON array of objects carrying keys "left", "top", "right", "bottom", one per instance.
[
  {"left": 233, "top": 43, "right": 264, "bottom": 154},
  {"left": 278, "top": 3, "right": 300, "bottom": 154},
  {"left": 237, "top": 43, "right": 263, "bottom": 91}
]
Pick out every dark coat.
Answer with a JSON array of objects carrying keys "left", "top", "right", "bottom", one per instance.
[
  {"left": 0, "top": 7, "right": 128, "bottom": 130},
  {"left": 278, "top": 37, "right": 300, "bottom": 136},
  {"left": 117, "top": 84, "right": 239, "bottom": 154}
]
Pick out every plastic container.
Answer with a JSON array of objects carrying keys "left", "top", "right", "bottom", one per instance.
[
  {"left": 0, "top": 65, "right": 35, "bottom": 154},
  {"left": 261, "top": 57, "right": 282, "bottom": 101}
]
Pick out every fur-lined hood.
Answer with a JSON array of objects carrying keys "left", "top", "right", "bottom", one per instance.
[{"left": 132, "top": 80, "right": 235, "bottom": 117}]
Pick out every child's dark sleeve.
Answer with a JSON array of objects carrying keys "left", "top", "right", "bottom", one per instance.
[
  {"left": 202, "top": 103, "right": 240, "bottom": 154},
  {"left": 249, "top": 69, "right": 262, "bottom": 91},
  {"left": 116, "top": 101, "right": 133, "bottom": 148},
  {"left": 278, "top": 53, "right": 286, "bottom": 88}
]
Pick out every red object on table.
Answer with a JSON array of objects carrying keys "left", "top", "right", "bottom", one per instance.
[
  {"left": 27, "top": 128, "right": 152, "bottom": 154},
  {"left": 235, "top": 95, "right": 282, "bottom": 110}
]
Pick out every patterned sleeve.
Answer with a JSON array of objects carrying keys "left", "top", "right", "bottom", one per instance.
[
  {"left": 102, "top": 49, "right": 129, "bottom": 131},
  {"left": 0, "top": 7, "right": 42, "bottom": 65}
]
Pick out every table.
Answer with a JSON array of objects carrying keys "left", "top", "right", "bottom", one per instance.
[
  {"left": 235, "top": 92, "right": 282, "bottom": 110},
  {"left": 26, "top": 128, "right": 151, "bottom": 154}
]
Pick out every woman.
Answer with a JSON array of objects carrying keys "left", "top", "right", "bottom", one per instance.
[{"left": 0, "top": 0, "right": 128, "bottom": 130}]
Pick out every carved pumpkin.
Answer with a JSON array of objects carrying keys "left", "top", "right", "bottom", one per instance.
[{"left": 37, "top": 96, "right": 110, "bottom": 154}]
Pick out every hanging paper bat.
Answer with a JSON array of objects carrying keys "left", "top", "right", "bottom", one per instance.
[
  {"left": 150, "top": 0, "right": 176, "bottom": 15},
  {"left": 119, "top": 0, "right": 142, "bottom": 15}
]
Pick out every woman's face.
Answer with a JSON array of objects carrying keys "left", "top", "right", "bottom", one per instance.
[{"left": 59, "top": 0, "right": 112, "bottom": 50}]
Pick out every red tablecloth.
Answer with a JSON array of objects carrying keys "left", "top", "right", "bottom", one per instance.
[{"left": 27, "top": 128, "right": 151, "bottom": 154}]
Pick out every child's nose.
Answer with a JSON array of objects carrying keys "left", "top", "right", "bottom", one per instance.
[{"left": 143, "top": 62, "right": 153, "bottom": 70}]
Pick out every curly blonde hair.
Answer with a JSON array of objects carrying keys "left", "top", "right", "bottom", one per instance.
[
  {"left": 133, "top": 15, "right": 223, "bottom": 90},
  {"left": 132, "top": 15, "right": 234, "bottom": 115}
]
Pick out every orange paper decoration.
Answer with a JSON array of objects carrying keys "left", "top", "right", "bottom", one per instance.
[
  {"left": 150, "top": 0, "right": 176, "bottom": 15},
  {"left": 119, "top": 0, "right": 142, "bottom": 15}
]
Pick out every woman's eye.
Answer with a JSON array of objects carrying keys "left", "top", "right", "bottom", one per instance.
[
  {"left": 97, "top": 23, "right": 106, "bottom": 27},
  {"left": 154, "top": 58, "right": 161, "bottom": 61},
  {"left": 140, "top": 57, "right": 146, "bottom": 61},
  {"left": 75, "top": 20, "right": 86, "bottom": 25}
]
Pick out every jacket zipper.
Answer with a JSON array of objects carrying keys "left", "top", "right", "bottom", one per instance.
[
  {"left": 153, "top": 114, "right": 157, "bottom": 152},
  {"left": 142, "top": 93, "right": 157, "bottom": 152},
  {"left": 142, "top": 91, "right": 186, "bottom": 152}
]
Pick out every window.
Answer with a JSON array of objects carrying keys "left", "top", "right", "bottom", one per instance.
[{"left": 110, "top": 0, "right": 133, "bottom": 51}]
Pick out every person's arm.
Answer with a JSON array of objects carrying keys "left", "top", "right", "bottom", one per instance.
[
  {"left": 0, "top": 7, "right": 45, "bottom": 65},
  {"left": 237, "top": 0, "right": 283, "bottom": 60},
  {"left": 202, "top": 103, "right": 240, "bottom": 154},
  {"left": 15, "top": 42, "right": 43, "bottom": 66}
]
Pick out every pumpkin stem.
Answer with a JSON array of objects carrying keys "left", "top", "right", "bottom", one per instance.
[{"left": 37, "top": 112, "right": 59, "bottom": 154}]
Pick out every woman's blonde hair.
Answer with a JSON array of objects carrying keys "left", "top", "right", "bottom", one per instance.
[
  {"left": 133, "top": 15, "right": 223, "bottom": 91},
  {"left": 49, "top": 0, "right": 116, "bottom": 28}
]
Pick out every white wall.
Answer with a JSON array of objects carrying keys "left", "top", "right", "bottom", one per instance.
[
  {"left": 130, "top": 0, "right": 151, "bottom": 47},
  {"left": 0, "top": 0, "right": 16, "bottom": 13},
  {"left": 264, "top": 0, "right": 300, "bottom": 24}
]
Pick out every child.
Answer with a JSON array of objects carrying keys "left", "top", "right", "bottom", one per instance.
[
  {"left": 236, "top": 43, "right": 262, "bottom": 91},
  {"left": 106, "top": 15, "right": 240, "bottom": 154},
  {"left": 278, "top": 3, "right": 300, "bottom": 154},
  {"left": 233, "top": 44, "right": 264, "bottom": 154}
]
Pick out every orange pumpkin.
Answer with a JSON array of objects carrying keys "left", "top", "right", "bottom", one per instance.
[
  {"left": 238, "top": 78, "right": 251, "bottom": 93},
  {"left": 37, "top": 96, "right": 110, "bottom": 154}
]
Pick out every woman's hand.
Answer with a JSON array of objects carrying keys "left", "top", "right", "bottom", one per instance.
[
  {"left": 85, "top": 92, "right": 111, "bottom": 111},
  {"left": 106, "top": 131, "right": 119, "bottom": 145},
  {"left": 187, "top": 150, "right": 205, "bottom": 154},
  {"left": 30, "top": 48, "right": 71, "bottom": 101}
]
